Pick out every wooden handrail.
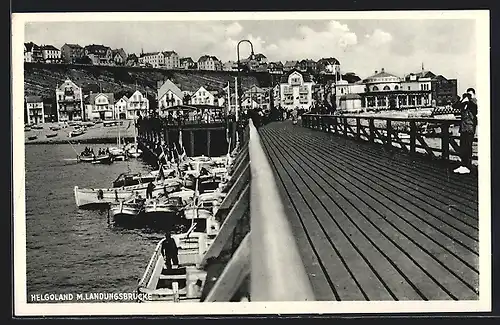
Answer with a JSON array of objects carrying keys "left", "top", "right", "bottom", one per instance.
[
  {"left": 302, "top": 113, "right": 460, "bottom": 123},
  {"left": 248, "top": 119, "right": 315, "bottom": 301}
]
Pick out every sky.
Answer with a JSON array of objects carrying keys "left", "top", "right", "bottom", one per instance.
[{"left": 25, "top": 19, "right": 477, "bottom": 93}]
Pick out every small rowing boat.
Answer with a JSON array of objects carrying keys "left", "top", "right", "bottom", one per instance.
[
  {"left": 109, "top": 197, "right": 145, "bottom": 224},
  {"left": 27, "top": 135, "right": 37, "bottom": 141},
  {"left": 46, "top": 132, "right": 58, "bottom": 138}
]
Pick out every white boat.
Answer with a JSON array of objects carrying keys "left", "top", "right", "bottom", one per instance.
[
  {"left": 137, "top": 211, "right": 221, "bottom": 302},
  {"left": 75, "top": 178, "right": 181, "bottom": 208},
  {"left": 74, "top": 186, "right": 135, "bottom": 208},
  {"left": 183, "top": 191, "right": 226, "bottom": 220},
  {"left": 109, "top": 197, "right": 145, "bottom": 223},
  {"left": 144, "top": 195, "right": 184, "bottom": 215}
]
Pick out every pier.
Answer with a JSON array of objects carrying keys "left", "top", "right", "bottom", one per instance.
[{"left": 138, "top": 113, "right": 478, "bottom": 302}]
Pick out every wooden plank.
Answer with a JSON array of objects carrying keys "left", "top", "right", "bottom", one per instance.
[
  {"left": 263, "top": 142, "right": 365, "bottom": 301},
  {"left": 200, "top": 185, "right": 249, "bottom": 267},
  {"left": 204, "top": 233, "right": 251, "bottom": 302},
  {"left": 258, "top": 122, "right": 479, "bottom": 300}
]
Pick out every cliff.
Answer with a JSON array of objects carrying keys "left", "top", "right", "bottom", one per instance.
[{"left": 23, "top": 63, "right": 275, "bottom": 100}]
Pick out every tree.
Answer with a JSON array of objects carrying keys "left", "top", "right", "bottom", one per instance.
[{"left": 183, "top": 93, "right": 192, "bottom": 105}]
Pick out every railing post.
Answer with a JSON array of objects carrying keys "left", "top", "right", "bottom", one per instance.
[
  {"left": 410, "top": 121, "right": 417, "bottom": 154},
  {"left": 441, "top": 121, "right": 450, "bottom": 161},
  {"left": 369, "top": 119, "right": 375, "bottom": 143},
  {"left": 356, "top": 117, "right": 361, "bottom": 141},
  {"left": 343, "top": 117, "right": 348, "bottom": 137},
  {"left": 386, "top": 119, "right": 392, "bottom": 149}
]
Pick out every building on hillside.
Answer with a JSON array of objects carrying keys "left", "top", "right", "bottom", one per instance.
[
  {"left": 283, "top": 60, "right": 299, "bottom": 72},
  {"left": 127, "top": 90, "right": 149, "bottom": 119},
  {"left": 279, "top": 68, "right": 315, "bottom": 111},
  {"left": 138, "top": 52, "right": 162, "bottom": 68},
  {"left": 61, "top": 43, "right": 85, "bottom": 64},
  {"left": 157, "top": 79, "right": 184, "bottom": 116},
  {"left": 41, "top": 45, "right": 62, "bottom": 63},
  {"left": 84, "top": 44, "right": 113, "bottom": 65},
  {"left": 55, "top": 79, "right": 84, "bottom": 122},
  {"left": 126, "top": 54, "right": 139, "bottom": 66},
  {"left": 180, "top": 57, "right": 196, "bottom": 69},
  {"left": 267, "top": 61, "right": 284, "bottom": 75},
  {"left": 298, "top": 59, "right": 317, "bottom": 73},
  {"left": 162, "top": 51, "right": 180, "bottom": 69},
  {"left": 114, "top": 95, "right": 129, "bottom": 119},
  {"left": 190, "top": 86, "right": 219, "bottom": 106},
  {"left": 242, "top": 85, "right": 270, "bottom": 110},
  {"left": 316, "top": 57, "right": 341, "bottom": 75},
  {"left": 138, "top": 51, "right": 180, "bottom": 69},
  {"left": 223, "top": 61, "right": 238, "bottom": 71},
  {"left": 24, "top": 42, "right": 43, "bottom": 62},
  {"left": 25, "top": 96, "right": 45, "bottom": 124},
  {"left": 253, "top": 53, "right": 268, "bottom": 64},
  {"left": 85, "top": 93, "right": 115, "bottom": 120},
  {"left": 197, "top": 55, "right": 222, "bottom": 71},
  {"left": 112, "top": 48, "right": 127, "bottom": 66}
]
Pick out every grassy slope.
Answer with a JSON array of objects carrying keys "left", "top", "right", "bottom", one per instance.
[{"left": 24, "top": 63, "right": 274, "bottom": 100}]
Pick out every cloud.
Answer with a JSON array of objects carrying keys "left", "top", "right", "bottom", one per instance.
[
  {"left": 364, "top": 29, "right": 393, "bottom": 47},
  {"left": 245, "top": 20, "right": 358, "bottom": 61},
  {"left": 224, "top": 22, "right": 243, "bottom": 36}
]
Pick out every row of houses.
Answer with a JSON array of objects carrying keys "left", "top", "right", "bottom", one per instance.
[
  {"left": 24, "top": 42, "right": 129, "bottom": 65},
  {"left": 24, "top": 40, "right": 342, "bottom": 76},
  {"left": 24, "top": 64, "right": 458, "bottom": 124}
]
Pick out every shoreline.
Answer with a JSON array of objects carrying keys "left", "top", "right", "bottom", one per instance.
[{"left": 25, "top": 136, "right": 135, "bottom": 145}]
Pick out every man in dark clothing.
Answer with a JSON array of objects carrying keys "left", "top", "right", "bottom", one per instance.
[
  {"left": 162, "top": 232, "right": 179, "bottom": 270},
  {"left": 454, "top": 92, "right": 478, "bottom": 174},
  {"left": 146, "top": 181, "right": 155, "bottom": 199}
]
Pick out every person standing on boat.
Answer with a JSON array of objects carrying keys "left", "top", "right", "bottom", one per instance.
[
  {"left": 162, "top": 232, "right": 179, "bottom": 270},
  {"left": 146, "top": 181, "right": 155, "bottom": 199}
]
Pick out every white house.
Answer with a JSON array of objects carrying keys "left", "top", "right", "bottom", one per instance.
[
  {"left": 114, "top": 96, "right": 129, "bottom": 119},
  {"left": 41, "top": 45, "right": 62, "bottom": 63},
  {"left": 127, "top": 90, "right": 149, "bottom": 119},
  {"left": 335, "top": 80, "right": 367, "bottom": 110},
  {"left": 25, "top": 96, "right": 45, "bottom": 124},
  {"left": 279, "top": 69, "right": 315, "bottom": 111},
  {"left": 158, "top": 79, "right": 184, "bottom": 116},
  {"left": 86, "top": 93, "right": 115, "bottom": 120},
  {"left": 190, "top": 86, "right": 217, "bottom": 105},
  {"left": 55, "top": 79, "right": 84, "bottom": 122}
]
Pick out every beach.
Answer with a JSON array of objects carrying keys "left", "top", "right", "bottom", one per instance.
[{"left": 24, "top": 120, "right": 137, "bottom": 144}]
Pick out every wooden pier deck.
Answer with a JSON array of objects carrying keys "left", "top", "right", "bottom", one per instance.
[{"left": 258, "top": 120, "right": 479, "bottom": 301}]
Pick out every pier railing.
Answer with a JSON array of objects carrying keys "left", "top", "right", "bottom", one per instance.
[
  {"left": 203, "top": 118, "right": 315, "bottom": 302},
  {"left": 302, "top": 114, "right": 478, "bottom": 164}
]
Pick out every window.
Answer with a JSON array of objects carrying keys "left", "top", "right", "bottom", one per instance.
[
  {"left": 372, "top": 86, "right": 379, "bottom": 91},
  {"left": 394, "top": 85, "right": 399, "bottom": 90},
  {"left": 383, "top": 86, "right": 390, "bottom": 91}
]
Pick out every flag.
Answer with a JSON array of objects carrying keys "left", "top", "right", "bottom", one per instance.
[
  {"left": 158, "top": 146, "right": 166, "bottom": 162},
  {"left": 178, "top": 130, "right": 187, "bottom": 161}
]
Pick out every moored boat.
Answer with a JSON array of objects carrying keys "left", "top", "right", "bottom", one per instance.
[
  {"left": 46, "top": 132, "right": 58, "bottom": 138},
  {"left": 32, "top": 124, "right": 44, "bottom": 130},
  {"left": 27, "top": 135, "right": 37, "bottom": 140},
  {"left": 109, "top": 196, "right": 145, "bottom": 224},
  {"left": 77, "top": 153, "right": 113, "bottom": 164},
  {"left": 74, "top": 186, "right": 135, "bottom": 208},
  {"left": 69, "top": 128, "right": 84, "bottom": 137},
  {"left": 137, "top": 210, "right": 221, "bottom": 302}
]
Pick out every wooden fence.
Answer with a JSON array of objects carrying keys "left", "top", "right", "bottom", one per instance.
[{"left": 302, "top": 114, "right": 478, "bottom": 164}]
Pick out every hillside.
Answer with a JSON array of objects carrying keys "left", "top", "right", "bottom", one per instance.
[{"left": 24, "top": 63, "right": 275, "bottom": 100}]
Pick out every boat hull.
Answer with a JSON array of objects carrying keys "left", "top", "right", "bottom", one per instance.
[
  {"left": 109, "top": 203, "right": 142, "bottom": 225},
  {"left": 74, "top": 186, "right": 136, "bottom": 208}
]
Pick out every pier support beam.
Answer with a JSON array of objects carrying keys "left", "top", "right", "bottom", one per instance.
[
  {"left": 190, "top": 131, "right": 195, "bottom": 157},
  {"left": 207, "top": 130, "right": 211, "bottom": 157}
]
